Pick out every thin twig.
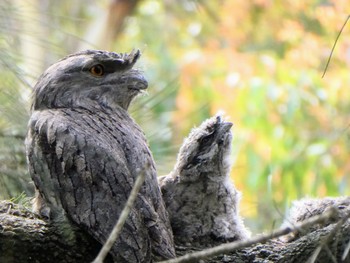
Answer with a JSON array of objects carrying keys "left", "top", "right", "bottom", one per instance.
[
  {"left": 309, "top": 241, "right": 344, "bottom": 263},
  {"left": 307, "top": 246, "right": 323, "bottom": 263},
  {"left": 92, "top": 166, "right": 147, "bottom": 263},
  {"left": 307, "top": 209, "right": 349, "bottom": 263},
  {"left": 322, "top": 15, "right": 350, "bottom": 78},
  {"left": 158, "top": 207, "right": 339, "bottom": 263},
  {"left": 342, "top": 238, "right": 350, "bottom": 261}
]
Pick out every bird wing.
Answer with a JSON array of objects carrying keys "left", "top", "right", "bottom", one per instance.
[{"left": 26, "top": 109, "right": 152, "bottom": 262}]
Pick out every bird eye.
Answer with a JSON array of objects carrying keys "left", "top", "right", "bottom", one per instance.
[
  {"left": 200, "top": 134, "right": 213, "bottom": 145},
  {"left": 89, "top": 64, "right": 105, "bottom": 77}
]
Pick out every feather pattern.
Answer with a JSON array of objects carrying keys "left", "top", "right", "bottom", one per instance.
[{"left": 26, "top": 50, "right": 175, "bottom": 262}]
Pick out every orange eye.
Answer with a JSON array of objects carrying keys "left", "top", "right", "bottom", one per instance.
[{"left": 89, "top": 64, "right": 104, "bottom": 77}]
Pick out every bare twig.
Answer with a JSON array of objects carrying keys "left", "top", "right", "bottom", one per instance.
[
  {"left": 92, "top": 166, "right": 147, "bottom": 263},
  {"left": 0, "top": 132, "right": 25, "bottom": 140},
  {"left": 307, "top": 241, "right": 337, "bottom": 263},
  {"left": 322, "top": 15, "right": 350, "bottom": 78},
  {"left": 307, "top": 209, "right": 350, "bottom": 263},
  {"left": 158, "top": 207, "right": 340, "bottom": 263},
  {"left": 342, "top": 238, "right": 350, "bottom": 261}
]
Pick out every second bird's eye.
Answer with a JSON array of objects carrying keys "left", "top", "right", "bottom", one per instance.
[{"left": 89, "top": 64, "right": 105, "bottom": 77}]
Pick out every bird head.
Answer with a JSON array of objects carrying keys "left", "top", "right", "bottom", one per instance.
[
  {"left": 174, "top": 114, "right": 233, "bottom": 182},
  {"left": 31, "top": 49, "right": 147, "bottom": 111}
]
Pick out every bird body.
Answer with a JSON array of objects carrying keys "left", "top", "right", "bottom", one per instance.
[
  {"left": 159, "top": 115, "right": 250, "bottom": 247},
  {"left": 26, "top": 50, "right": 175, "bottom": 262},
  {"left": 281, "top": 196, "right": 350, "bottom": 242}
]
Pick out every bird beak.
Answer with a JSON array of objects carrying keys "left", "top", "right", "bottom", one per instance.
[
  {"left": 221, "top": 122, "right": 233, "bottom": 133},
  {"left": 215, "top": 115, "right": 233, "bottom": 134},
  {"left": 127, "top": 73, "right": 148, "bottom": 91}
]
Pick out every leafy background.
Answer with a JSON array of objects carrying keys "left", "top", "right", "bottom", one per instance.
[{"left": 1, "top": 0, "right": 350, "bottom": 233}]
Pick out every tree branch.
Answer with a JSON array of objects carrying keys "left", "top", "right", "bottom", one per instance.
[
  {"left": 0, "top": 201, "right": 110, "bottom": 263},
  {"left": 158, "top": 207, "right": 341, "bottom": 263},
  {"left": 1, "top": 196, "right": 350, "bottom": 263}
]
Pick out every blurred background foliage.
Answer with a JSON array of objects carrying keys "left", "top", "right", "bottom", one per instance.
[{"left": 1, "top": 0, "right": 350, "bottom": 233}]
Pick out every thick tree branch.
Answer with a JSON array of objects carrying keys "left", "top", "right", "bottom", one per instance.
[
  {"left": 0, "top": 201, "right": 113, "bottom": 263},
  {"left": 158, "top": 207, "right": 342, "bottom": 263},
  {"left": 1, "top": 200, "right": 350, "bottom": 263}
]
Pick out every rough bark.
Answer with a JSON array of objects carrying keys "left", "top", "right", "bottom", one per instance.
[
  {"left": 1, "top": 200, "right": 350, "bottom": 263},
  {"left": 0, "top": 201, "right": 113, "bottom": 263}
]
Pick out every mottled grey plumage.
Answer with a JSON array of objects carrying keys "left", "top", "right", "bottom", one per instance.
[
  {"left": 159, "top": 115, "right": 250, "bottom": 247},
  {"left": 25, "top": 49, "right": 175, "bottom": 262},
  {"left": 281, "top": 196, "right": 350, "bottom": 242}
]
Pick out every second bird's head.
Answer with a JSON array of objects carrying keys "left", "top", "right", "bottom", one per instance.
[{"left": 31, "top": 49, "right": 148, "bottom": 111}]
